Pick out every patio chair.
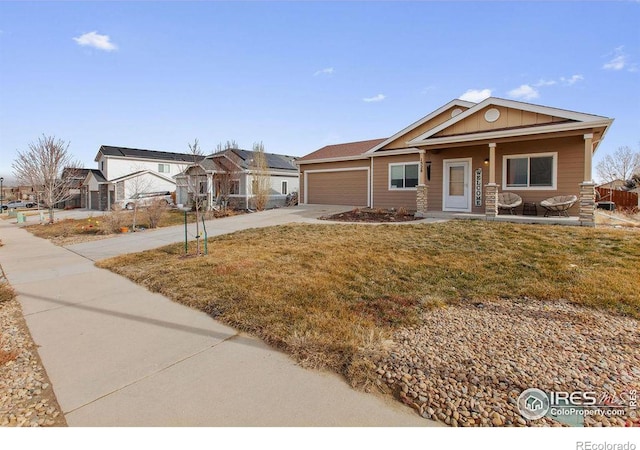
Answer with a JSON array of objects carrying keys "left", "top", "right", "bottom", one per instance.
[
  {"left": 497, "top": 192, "right": 523, "bottom": 215},
  {"left": 540, "top": 195, "right": 578, "bottom": 217}
]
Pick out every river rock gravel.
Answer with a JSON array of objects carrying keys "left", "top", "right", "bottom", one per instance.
[
  {"left": 374, "top": 298, "right": 639, "bottom": 427},
  {"left": 0, "top": 278, "right": 65, "bottom": 427}
]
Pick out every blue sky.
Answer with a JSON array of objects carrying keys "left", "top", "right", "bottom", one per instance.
[{"left": 1, "top": 1, "right": 639, "bottom": 182}]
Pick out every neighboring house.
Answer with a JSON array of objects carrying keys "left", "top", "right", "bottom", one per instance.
[
  {"left": 8, "top": 185, "right": 39, "bottom": 202},
  {"left": 596, "top": 179, "right": 627, "bottom": 191},
  {"left": 176, "top": 148, "right": 299, "bottom": 210},
  {"left": 83, "top": 146, "right": 200, "bottom": 210},
  {"left": 58, "top": 168, "right": 91, "bottom": 209},
  {"left": 298, "top": 97, "right": 613, "bottom": 225},
  {"left": 83, "top": 169, "right": 111, "bottom": 210}
]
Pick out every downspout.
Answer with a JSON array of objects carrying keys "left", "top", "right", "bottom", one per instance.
[
  {"left": 245, "top": 172, "right": 249, "bottom": 210},
  {"left": 369, "top": 157, "right": 373, "bottom": 208}
]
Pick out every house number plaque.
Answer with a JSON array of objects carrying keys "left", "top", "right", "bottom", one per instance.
[{"left": 474, "top": 168, "right": 483, "bottom": 207}]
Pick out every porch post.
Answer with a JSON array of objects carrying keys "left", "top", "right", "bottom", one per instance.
[
  {"left": 416, "top": 150, "right": 428, "bottom": 218},
  {"left": 485, "top": 143, "right": 498, "bottom": 218},
  {"left": 580, "top": 133, "right": 596, "bottom": 227}
]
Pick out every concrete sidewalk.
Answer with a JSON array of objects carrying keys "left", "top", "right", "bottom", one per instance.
[{"left": 0, "top": 217, "right": 436, "bottom": 426}]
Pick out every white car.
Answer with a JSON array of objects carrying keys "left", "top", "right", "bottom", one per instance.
[
  {"left": 120, "top": 191, "right": 174, "bottom": 210},
  {"left": 5, "top": 200, "right": 37, "bottom": 209}
]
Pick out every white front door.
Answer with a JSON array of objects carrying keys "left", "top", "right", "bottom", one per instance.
[{"left": 443, "top": 159, "right": 471, "bottom": 212}]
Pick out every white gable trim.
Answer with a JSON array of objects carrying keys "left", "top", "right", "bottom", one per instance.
[
  {"left": 407, "top": 97, "right": 612, "bottom": 145},
  {"left": 109, "top": 170, "right": 176, "bottom": 184},
  {"left": 365, "top": 99, "right": 476, "bottom": 154},
  {"left": 408, "top": 119, "right": 614, "bottom": 148}
]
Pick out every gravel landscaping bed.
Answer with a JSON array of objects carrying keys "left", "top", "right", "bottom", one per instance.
[
  {"left": 374, "top": 298, "right": 639, "bottom": 427},
  {"left": 0, "top": 273, "right": 65, "bottom": 427}
]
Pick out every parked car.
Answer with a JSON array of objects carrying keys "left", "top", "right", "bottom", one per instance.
[
  {"left": 5, "top": 200, "right": 37, "bottom": 209},
  {"left": 119, "top": 192, "right": 174, "bottom": 210}
]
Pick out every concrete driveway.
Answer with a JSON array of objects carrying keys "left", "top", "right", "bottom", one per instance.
[
  {"left": 0, "top": 206, "right": 438, "bottom": 426},
  {"left": 64, "top": 204, "right": 445, "bottom": 261},
  {"left": 64, "top": 204, "right": 357, "bottom": 261}
]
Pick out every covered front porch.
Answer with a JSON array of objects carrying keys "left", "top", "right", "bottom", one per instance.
[{"left": 413, "top": 132, "right": 598, "bottom": 227}]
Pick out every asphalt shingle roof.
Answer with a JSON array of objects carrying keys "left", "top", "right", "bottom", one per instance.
[
  {"left": 98, "top": 146, "right": 202, "bottom": 163},
  {"left": 297, "top": 138, "right": 386, "bottom": 162}
]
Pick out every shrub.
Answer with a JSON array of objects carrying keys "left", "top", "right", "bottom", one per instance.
[
  {"left": 145, "top": 199, "right": 168, "bottom": 229},
  {"left": 100, "top": 206, "right": 126, "bottom": 234}
]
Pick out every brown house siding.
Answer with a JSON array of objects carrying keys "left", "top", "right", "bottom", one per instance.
[
  {"left": 372, "top": 154, "right": 421, "bottom": 210},
  {"left": 370, "top": 135, "right": 585, "bottom": 215}
]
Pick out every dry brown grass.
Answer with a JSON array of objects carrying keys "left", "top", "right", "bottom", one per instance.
[
  {"left": 596, "top": 210, "right": 640, "bottom": 228},
  {"left": 97, "top": 221, "right": 640, "bottom": 388}
]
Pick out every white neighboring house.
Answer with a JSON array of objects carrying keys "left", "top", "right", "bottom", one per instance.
[
  {"left": 83, "top": 145, "right": 200, "bottom": 210},
  {"left": 176, "top": 148, "right": 299, "bottom": 210}
]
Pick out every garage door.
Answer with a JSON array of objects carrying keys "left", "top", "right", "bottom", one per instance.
[
  {"left": 90, "top": 191, "right": 99, "bottom": 210},
  {"left": 307, "top": 170, "right": 368, "bottom": 206}
]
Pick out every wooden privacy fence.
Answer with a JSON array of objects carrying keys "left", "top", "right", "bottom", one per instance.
[{"left": 596, "top": 187, "right": 639, "bottom": 211}]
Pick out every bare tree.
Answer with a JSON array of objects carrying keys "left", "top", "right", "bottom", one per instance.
[
  {"left": 186, "top": 139, "right": 205, "bottom": 255},
  {"left": 215, "top": 140, "right": 239, "bottom": 153},
  {"left": 251, "top": 142, "right": 271, "bottom": 211},
  {"left": 596, "top": 145, "right": 640, "bottom": 184},
  {"left": 12, "top": 135, "right": 81, "bottom": 223},
  {"left": 214, "top": 140, "right": 240, "bottom": 210},
  {"left": 124, "top": 169, "right": 153, "bottom": 231}
]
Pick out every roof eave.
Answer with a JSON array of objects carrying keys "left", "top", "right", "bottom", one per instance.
[
  {"left": 296, "top": 154, "right": 372, "bottom": 165},
  {"left": 407, "top": 119, "right": 614, "bottom": 147}
]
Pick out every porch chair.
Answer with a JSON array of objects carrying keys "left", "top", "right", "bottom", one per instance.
[
  {"left": 540, "top": 195, "right": 578, "bottom": 217},
  {"left": 497, "top": 192, "right": 523, "bottom": 215}
]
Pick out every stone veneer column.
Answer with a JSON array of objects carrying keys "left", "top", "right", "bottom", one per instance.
[
  {"left": 485, "top": 183, "right": 498, "bottom": 218},
  {"left": 415, "top": 184, "right": 428, "bottom": 218},
  {"left": 579, "top": 181, "right": 596, "bottom": 227}
]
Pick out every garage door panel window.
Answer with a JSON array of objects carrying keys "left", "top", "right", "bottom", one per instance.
[
  {"left": 504, "top": 153, "right": 556, "bottom": 190},
  {"left": 390, "top": 163, "right": 419, "bottom": 189}
]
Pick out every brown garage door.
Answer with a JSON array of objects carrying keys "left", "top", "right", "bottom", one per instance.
[{"left": 307, "top": 170, "right": 368, "bottom": 206}]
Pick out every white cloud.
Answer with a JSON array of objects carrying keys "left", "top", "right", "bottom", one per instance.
[
  {"left": 458, "top": 88, "right": 491, "bottom": 103},
  {"left": 73, "top": 31, "right": 117, "bottom": 52},
  {"left": 603, "top": 46, "right": 627, "bottom": 70},
  {"left": 534, "top": 79, "right": 557, "bottom": 87},
  {"left": 314, "top": 67, "right": 334, "bottom": 76},
  {"left": 508, "top": 84, "right": 540, "bottom": 101},
  {"left": 362, "top": 94, "right": 385, "bottom": 103},
  {"left": 560, "top": 74, "right": 584, "bottom": 86}
]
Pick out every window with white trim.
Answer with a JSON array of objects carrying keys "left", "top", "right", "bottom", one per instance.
[
  {"left": 504, "top": 153, "right": 556, "bottom": 189},
  {"left": 281, "top": 180, "right": 288, "bottom": 195},
  {"left": 158, "top": 163, "right": 170, "bottom": 173},
  {"left": 389, "top": 163, "right": 419, "bottom": 189}
]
